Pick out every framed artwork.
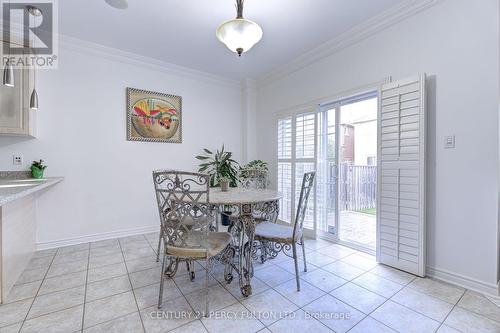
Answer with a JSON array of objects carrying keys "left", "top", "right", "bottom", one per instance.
[{"left": 126, "top": 87, "right": 182, "bottom": 143}]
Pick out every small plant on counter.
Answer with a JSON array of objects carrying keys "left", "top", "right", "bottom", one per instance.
[
  {"left": 30, "top": 159, "right": 46, "bottom": 179},
  {"left": 195, "top": 145, "right": 239, "bottom": 187}
]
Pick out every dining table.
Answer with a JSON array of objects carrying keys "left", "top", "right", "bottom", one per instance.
[{"left": 209, "top": 187, "right": 282, "bottom": 297}]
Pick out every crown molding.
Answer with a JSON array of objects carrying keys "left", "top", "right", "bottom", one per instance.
[
  {"left": 58, "top": 34, "right": 240, "bottom": 89},
  {"left": 257, "top": 0, "right": 442, "bottom": 87},
  {"left": 241, "top": 78, "right": 257, "bottom": 92}
]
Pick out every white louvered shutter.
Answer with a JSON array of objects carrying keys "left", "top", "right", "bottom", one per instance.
[
  {"left": 294, "top": 113, "right": 316, "bottom": 229},
  {"left": 277, "top": 118, "right": 293, "bottom": 222},
  {"left": 377, "top": 74, "right": 426, "bottom": 277}
]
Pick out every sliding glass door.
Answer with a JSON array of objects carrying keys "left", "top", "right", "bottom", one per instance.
[
  {"left": 338, "top": 96, "right": 378, "bottom": 251},
  {"left": 276, "top": 91, "right": 377, "bottom": 250},
  {"left": 316, "top": 92, "right": 378, "bottom": 251}
]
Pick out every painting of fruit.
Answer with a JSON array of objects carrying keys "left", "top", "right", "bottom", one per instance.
[{"left": 127, "top": 88, "right": 182, "bottom": 143}]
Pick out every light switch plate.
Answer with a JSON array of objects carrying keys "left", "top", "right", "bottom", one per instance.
[
  {"left": 13, "top": 153, "right": 23, "bottom": 165},
  {"left": 444, "top": 135, "right": 455, "bottom": 149}
]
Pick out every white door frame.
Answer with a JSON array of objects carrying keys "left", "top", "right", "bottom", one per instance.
[
  {"left": 316, "top": 102, "right": 341, "bottom": 243},
  {"left": 316, "top": 92, "right": 379, "bottom": 255}
]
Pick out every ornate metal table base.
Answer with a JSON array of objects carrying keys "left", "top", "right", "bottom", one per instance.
[{"left": 220, "top": 200, "right": 279, "bottom": 297}]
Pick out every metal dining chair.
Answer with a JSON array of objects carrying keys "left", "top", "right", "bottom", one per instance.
[
  {"left": 238, "top": 168, "right": 269, "bottom": 189},
  {"left": 153, "top": 170, "right": 231, "bottom": 316},
  {"left": 254, "top": 171, "right": 316, "bottom": 291}
]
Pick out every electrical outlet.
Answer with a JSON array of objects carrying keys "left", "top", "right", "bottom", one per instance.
[
  {"left": 444, "top": 135, "right": 455, "bottom": 149},
  {"left": 13, "top": 153, "right": 23, "bottom": 166}
]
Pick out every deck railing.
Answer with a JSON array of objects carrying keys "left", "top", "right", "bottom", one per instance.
[{"left": 325, "top": 162, "right": 377, "bottom": 212}]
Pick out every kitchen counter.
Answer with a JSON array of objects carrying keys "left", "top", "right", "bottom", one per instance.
[
  {"left": 0, "top": 174, "right": 63, "bottom": 303},
  {"left": 0, "top": 177, "right": 63, "bottom": 206}
]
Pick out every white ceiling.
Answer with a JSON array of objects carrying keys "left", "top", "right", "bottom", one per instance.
[{"left": 58, "top": 0, "right": 405, "bottom": 80}]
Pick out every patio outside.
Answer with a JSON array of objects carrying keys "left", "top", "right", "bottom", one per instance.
[{"left": 339, "top": 210, "right": 376, "bottom": 250}]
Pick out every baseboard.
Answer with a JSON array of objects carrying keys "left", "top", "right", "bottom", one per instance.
[
  {"left": 36, "top": 225, "right": 159, "bottom": 251},
  {"left": 427, "top": 266, "right": 499, "bottom": 296}
]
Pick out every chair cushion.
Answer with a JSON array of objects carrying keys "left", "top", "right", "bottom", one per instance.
[
  {"left": 166, "top": 215, "right": 214, "bottom": 227},
  {"left": 166, "top": 231, "right": 231, "bottom": 259},
  {"left": 254, "top": 221, "right": 298, "bottom": 242}
]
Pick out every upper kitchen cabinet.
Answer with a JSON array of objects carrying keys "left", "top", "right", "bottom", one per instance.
[{"left": 0, "top": 41, "right": 36, "bottom": 137}]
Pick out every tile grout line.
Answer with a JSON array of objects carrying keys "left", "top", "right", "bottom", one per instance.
[
  {"left": 118, "top": 235, "right": 148, "bottom": 333},
  {"left": 16, "top": 246, "right": 60, "bottom": 333},
  {"left": 343, "top": 276, "right": 417, "bottom": 333},
  {"left": 278, "top": 286, "right": 335, "bottom": 332},
  {"left": 80, "top": 242, "right": 91, "bottom": 332},
  {"left": 222, "top": 244, "right": 403, "bottom": 331},
  {"left": 433, "top": 291, "right": 467, "bottom": 333},
  {"left": 453, "top": 295, "right": 500, "bottom": 326},
  {"left": 14, "top": 250, "right": 136, "bottom": 306},
  {"left": 169, "top": 262, "right": 214, "bottom": 331},
  {"left": 265, "top": 250, "right": 414, "bottom": 332}
]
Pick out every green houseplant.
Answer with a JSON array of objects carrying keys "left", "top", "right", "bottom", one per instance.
[
  {"left": 30, "top": 160, "right": 46, "bottom": 179},
  {"left": 240, "top": 159, "right": 269, "bottom": 173},
  {"left": 196, "top": 145, "right": 239, "bottom": 226},
  {"left": 195, "top": 145, "right": 239, "bottom": 187}
]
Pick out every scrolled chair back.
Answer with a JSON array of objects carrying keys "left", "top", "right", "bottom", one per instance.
[
  {"left": 152, "top": 170, "right": 212, "bottom": 251},
  {"left": 293, "top": 171, "right": 316, "bottom": 240},
  {"left": 238, "top": 168, "right": 269, "bottom": 190}
]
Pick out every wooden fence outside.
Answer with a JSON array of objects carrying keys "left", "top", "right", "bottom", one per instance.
[{"left": 331, "top": 163, "right": 377, "bottom": 211}]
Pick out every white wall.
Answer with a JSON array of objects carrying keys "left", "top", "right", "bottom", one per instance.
[
  {"left": 0, "top": 44, "right": 242, "bottom": 246},
  {"left": 256, "top": 0, "right": 499, "bottom": 292}
]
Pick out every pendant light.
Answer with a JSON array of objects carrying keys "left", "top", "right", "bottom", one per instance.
[
  {"left": 29, "top": 78, "right": 38, "bottom": 110},
  {"left": 105, "top": 0, "right": 128, "bottom": 9},
  {"left": 216, "top": 0, "right": 263, "bottom": 56},
  {"left": 3, "top": 59, "right": 14, "bottom": 87},
  {"left": 3, "top": 1, "right": 13, "bottom": 87},
  {"left": 27, "top": 5, "right": 42, "bottom": 110}
]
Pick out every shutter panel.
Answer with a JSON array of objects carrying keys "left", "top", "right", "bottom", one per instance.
[
  {"left": 294, "top": 112, "right": 316, "bottom": 229},
  {"left": 377, "top": 74, "right": 426, "bottom": 277},
  {"left": 278, "top": 118, "right": 293, "bottom": 222},
  {"left": 295, "top": 113, "right": 315, "bottom": 159},
  {"left": 278, "top": 118, "right": 292, "bottom": 159}
]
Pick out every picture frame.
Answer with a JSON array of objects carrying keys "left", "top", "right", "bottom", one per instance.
[{"left": 126, "top": 87, "right": 182, "bottom": 143}]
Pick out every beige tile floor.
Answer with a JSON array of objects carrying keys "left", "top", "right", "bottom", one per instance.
[{"left": 1, "top": 233, "right": 499, "bottom": 333}]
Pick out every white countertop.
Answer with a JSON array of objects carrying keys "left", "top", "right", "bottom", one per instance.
[{"left": 0, "top": 177, "right": 64, "bottom": 206}]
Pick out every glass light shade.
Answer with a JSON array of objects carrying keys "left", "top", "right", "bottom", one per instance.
[{"left": 216, "top": 18, "right": 263, "bottom": 55}]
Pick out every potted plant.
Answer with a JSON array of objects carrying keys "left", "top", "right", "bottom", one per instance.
[
  {"left": 219, "top": 176, "right": 230, "bottom": 192},
  {"left": 195, "top": 145, "right": 239, "bottom": 187},
  {"left": 30, "top": 160, "right": 46, "bottom": 179},
  {"left": 240, "top": 159, "right": 270, "bottom": 188},
  {"left": 241, "top": 159, "right": 269, "bottom": 172},
  {"left": 196, "top": 145, "right": 239, "bottom": 226}
]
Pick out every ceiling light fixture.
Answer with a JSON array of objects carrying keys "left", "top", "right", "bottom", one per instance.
[
  {"left": 216, "top": 0, "right": 263, "bottom": 57},
  {"left": 105, "top": 0, "right": 128, "bottom": 10}
]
